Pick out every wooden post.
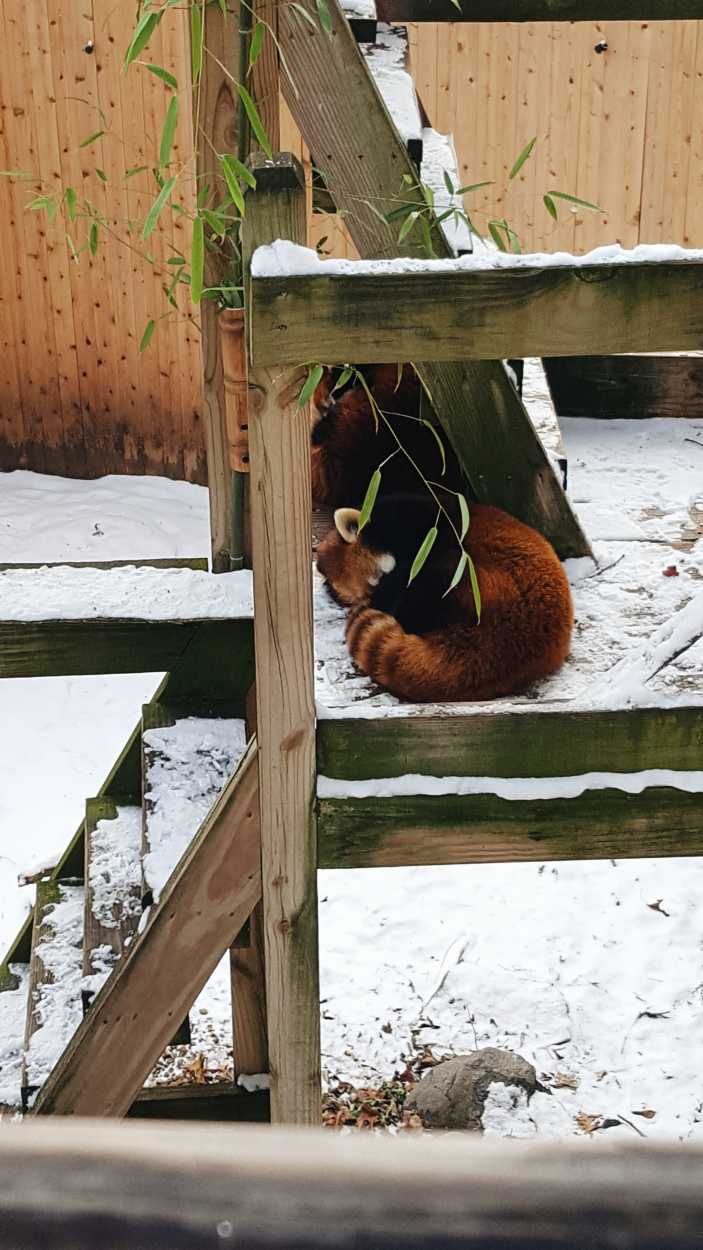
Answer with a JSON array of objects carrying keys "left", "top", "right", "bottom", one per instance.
[
  {"left": 242, "top": 153, "right": 320, "bottom": 1125},
  {"left": 191, "top": 2, "right": 238, "bottom": 571}
]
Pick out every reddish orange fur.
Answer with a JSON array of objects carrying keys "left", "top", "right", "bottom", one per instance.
[{"left": 317, "top": 502, "right": 573, "bottom": 703}]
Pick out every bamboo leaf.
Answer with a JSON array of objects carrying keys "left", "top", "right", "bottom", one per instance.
[
  {"left": 190, "top": 215, "right": 204, "bottom": 303},
  {"left": 443, "top": 550, "right": 468, "bottom": 597},
  {"left": 358, "top": 469, "right": 382, "bottom": 533},
  {"left": 458, "top": 493, "right": 470, "bottom": 541},
  {"left": 488, "top": 219, "right": 507, "bottom": 251},
  {"left": 191, "top": 1, "right": 204, "bottom": 83},
  {"left": 0, "top": 169, "right": 34, "bottom": 179},
  {"left": 543, "top": 193, "right": 558, "bottom": 222},
  {"left": 549, "top": 190, "right": 601, "bottom": 212},
  {"left": 64, "top": 186, "right": 77, "bottom": 221},
  {"left": 398, "top": 210, "right": 418, "bottom": 242},
  {"left": 139, "top": 319, "right": 156, "bottom": 352},
  {"left": 96, "top": 168, "right": 108, "bottom": 182},
  {"left": 456, "top": 179, "right": 493, "bottom": 195},
  {"left": 125, "top": 165, "right": 148, "bottom": 179},
  {"left": 419, "top": 214, "right": 436, "bottom": 257},
  {"left": 146, "top": 63, "right": 178, "bottom": 89},
  {"left": 333, "top": 366, "right": 354, "bottom": 392},
  {"left": 420, "top": 419, "right": 446, "bottom": 477},
  {"left": 315, "top": 0, "right": 333, "bottom": 32},
  {"left": 408, "top": 526, "right": 438, "bottom": 584},
  {"left": 298, "top": 363, "right": 324, "bottom": 408},
  {"left": 79, "top": 130, "right": 105, "bottom": 148},
  {"left": 223, "top": 153, "right": 256, "bottom": 190},
  {"left": 159, "top": 95, "right": 179, "bottom": 167},
  {"left": 236, "top": 83, "right": 272, "bottom": 158},
  {"left": 249, "top": 20, "right": 265, "bottom": 67},
  {"left": 289, "top": 1, "right": 317, "bottom": 28},
  {"left": 443, "top": 169, "right": 455, "bottom": 196},
  {"left": 508, "top": 136, "right": 536, "bottom": 180},
  {"left": 89, "top": 222, "right": 99, "bottom": 255},
  {"left": 220, "top": 155, "right": 245, "bottom": 215},
  {"left": 142, "top": 175, "right": 176, "bottom": 238},
  {"left": 421, "top": 182, "right": 435, "bottom": 208},
  {"left": 468, "top": 554, "right": 482, "bottom": 621},
  {"left": 124, "top": 11, "right": 161, "bottom": 70}
]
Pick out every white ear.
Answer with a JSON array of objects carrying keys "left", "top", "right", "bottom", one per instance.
[{"left": 334, "top": 508, "right": 361, "bottom": 544}]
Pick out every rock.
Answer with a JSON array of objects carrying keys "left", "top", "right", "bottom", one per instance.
[{"left": 405, "top": 1047, "right": 537, "bottom": 1131}]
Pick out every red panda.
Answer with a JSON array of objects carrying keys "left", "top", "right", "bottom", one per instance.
[
  {"left": 316, "top": 493, "right": 573, "bottom": 702},
  {"left": 311, "top": 364, "right": 462, "bottom": 509}
]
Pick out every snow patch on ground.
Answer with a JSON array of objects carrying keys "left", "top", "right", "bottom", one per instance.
[
  {"left": 0, "top": 565, "right": 253, "bottom": 621},
  {"left": 143, "top": 718, "right": 247, "bottom": 901}
]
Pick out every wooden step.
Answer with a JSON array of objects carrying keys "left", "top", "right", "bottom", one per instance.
[
  {"left": 21, "top": 880, "right": 84, "bottom": 1111},
  {"left": 82, "top": 800, "right": 143, "bottom": 1012},
  {"left": 420, "top": 128, "right": 473, "bottom": 256},
  {"left": 341, "top": 0, "right": 377, "bottom": 42},
  {"left": 360, "top": 25, "right": 422, "bottom": 166},
  {"left": 521, "top": 358, "right": 568, "bottom": 490}
]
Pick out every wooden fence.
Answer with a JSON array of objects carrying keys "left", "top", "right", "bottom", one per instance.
[{"left": 1, "top": 8, "right": 702, "bottom": 482}]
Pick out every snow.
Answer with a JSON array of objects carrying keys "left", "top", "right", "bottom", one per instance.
[
  {"left": 360, "top": 26, "right": 421, "bottom": 145},
  {"left": 420, "top": 129, "right": 473, "bottom": 255},
  {"left": 23, "top": 885, "right": 84, "bottom": 1092},
  {"left": 318, "top": 769, "right": 703, "bottom": 800},
  {"left": 89, "top": 806, "right": 142, "bottom": 929},
  {"left": 0, "top": 564, "right": 253, "bottom": 621},
  {"left": 142, "top": 718, "right": 247, "bottom": 902},
  {"left": 237, "top": 1072, "right": 271, "bottom": 1092},
  {"left": 251, "top": 238, "right": 703, "bottom": 278},
  {"left": 341, "top": 0, "right": 375, "bottom": 18},
  {"left": 0, "top": 966, "right": 28, "bottom": 1109}
]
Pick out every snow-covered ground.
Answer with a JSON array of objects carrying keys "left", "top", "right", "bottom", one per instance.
[{"left": 1, "top": 412, "right": 702, "bottom": 1136}]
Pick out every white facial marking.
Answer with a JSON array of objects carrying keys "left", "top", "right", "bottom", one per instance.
[
  {"left": 377, "top": 553, "right": 396, "bottom": 575},
  {"left": 368, "top": 574, "right": 380, "bottom": 587}
]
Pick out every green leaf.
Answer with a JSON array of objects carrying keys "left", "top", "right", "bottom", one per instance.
[
  {"left": 398, "top": 210, "right": 418, "bottom": 242},
  {"left": 89, "top": 221, "right": 99, "bottom": 255},
  {"left": 66, "top": 234, "right": 79, "bottom": 261},
  {"left": 419, "top": 215, "right": 436, "bottom": 257},
  {"left": 458, "top": 493, "right": 470, "bottom": 541},
  {"left": 190, "top": 215, "right": 204, "bottom": 303},
  {"left": 506, "top": 226, "right": 521, "bottom": 254},
  {"left": 236, "top": 83, "right": 272, "bottom": 159},
  {"left": 298, "top": 363, "right": 324, "bottom": 408},
  {"left": 443, "top": 169, "right": 455, "bottom": 196},
  {"left": 79, "top": 130, "right": 105, "bottom": 149},
  {"left": 421, "top": 182, "right": 435, "bottom": 208},
  {"left": 420, "top": 419, "right": 446, "bottom": 477},
  {"left": 139, "top": 319, "right": 156, "bottom": 352},
  {"left": 468, "top": 554, "right": 482, "bottom": 621},
  {"left": 543, "top": 193, "right": 558, "bottom": 222},
  {"left": 456, "top": 179, "right": 494, "bottom": 195},
  {"left": 125, "top": 165, "right": 148, "bottom": 179},
  {"left": 124, "top": 11, "right": 161, "bottom": 70},
  {"left": 223, "top": 153, "right": 256, "bottom": 190},
  {"left": 315, "top": 0, "right": 333, "bottom": 32},
  {"left": 142, "top": 175, "right": 176, "bottom": 239},
  {"left": 408, "top": 526, "right": 438, "bottom": 584},
  {"left": 191, "top": 1, "right": 204, "bottom": 83},
  {"left": 0, "top": 169, "right": 34, "bottom": 179},
  {"left": 333, "top": 366, "right": 354, "bottom": 392},
  {"left": 443, "top": 550, "right": 468, "bottom": 597},
  {"left": 64, "top": 186, "right": 77, "bottom": 221},
  {"left": 159, "top": 94, "right": 179, "bottom": 167},
  {"left": 488, "top": 219, "right": 507, "bottom": 251},
  {"left": 358, "top": 468, "right": 382, "bottom": 533},
  {"left": 549, "top": 190, "right": 601, "bottom": 213},
  {"left": 146, "top": 63, "right": 178, "bottom": 89},
  {"left": 220, "top": 155, "right": 245, "bottom": 215},
  {"left": 95, "top": 168, "right": 108, "bottom": 182},
  {"left": 289, "top": 1, "right": 317, "bottom": 27},
  {"left": 167, "top": 253, "right": 186, "bottom": 264},
  {"left": 508, "top": 136, "right": 536, "bottom": 180},
  {"left": 201, "top": 208, "right": 227, "bottom": 237},
  {"left": 249, "top": 21, "right": 265, "bottom": 68}
]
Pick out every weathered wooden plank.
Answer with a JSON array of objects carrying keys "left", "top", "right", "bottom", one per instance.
[
  {"left": 317, "top": 706, "right": 703, "bottom": 780},
  {"left": 230, "top": 901, "right": 269, "bottom": 1077},
  {"left": 377, "top": 0, "right": 703, "bottom": 18},
  {"left": 249, "top": 261, "right": 703, "bottom": 366},
  {"left": 243, "top": 155, "right": 320, "bottom": 1126},
  {"left": 32, "top": 741, "right": 261, "bottom": 1117},
  {"left": 0, "top": 558, "right": 209, "bottom": 572},
  {"left": 318, "top": 787, "right": 703, "bottom": 868},
  {"left": 276, "top": 0, "right": 590, "bottom": 560},
  {"left": 128, "top": 1082, "right": 270, "bottom": 1122},
  {"left": 4, "top": 1122, "right": 703, "bottom": 1250},
  {"left": 0, "top": 619, "right": 254, "bottom": 688},
  {"left": 544, "top": 354, "right": 703, "bottom": 419}
]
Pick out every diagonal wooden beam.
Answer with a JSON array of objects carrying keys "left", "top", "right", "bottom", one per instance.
[
  {"left": 33, "top": 741, "right": 261, "bottom": 1117},
  {"left": 276, "top": 0, "right": 591, "bottom": 559}
]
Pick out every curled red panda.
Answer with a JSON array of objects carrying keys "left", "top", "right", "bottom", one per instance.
[
  {"left": 311, "top": 364, "right": 462, "bottom": 509},
  {"left": 317, "top": 493, "right": 573, "bottom": 703}
]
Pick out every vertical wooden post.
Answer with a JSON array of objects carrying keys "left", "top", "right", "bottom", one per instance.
[
  {"left": 191, "top": 2, "right": 238, "bottom": 571},
  {"left": 242, "top": 153, "right": 320, "bottom": 1125}
]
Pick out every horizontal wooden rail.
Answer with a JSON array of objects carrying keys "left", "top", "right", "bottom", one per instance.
[
  {"left": 318, "top": 787, "right": 703, "bottom": 867},
  {"left": 317, "top": 705, "right": 703, "bottom": 779},
  {"left": 544, "top": 354, "right": 703, "bottom": 419},
  {"left": 249, "top": 260, "right": 703, "bottom": 365},
  {"left": 3, "top": 1122, "right": 703, "bottom": 1249},
  {"left": 377, "top": 0, "right": 703, "bottom": 19},
  {"left": 0, "top": 618, "right": 253, "bottom": 684}
]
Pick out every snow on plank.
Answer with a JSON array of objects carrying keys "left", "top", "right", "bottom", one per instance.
[
  {"left": 83, "top": 802, "right": 143, "bottom": 1006},
  {"left": 360, "top": 25, "right": 422, "bottom": 163},
  {"left": 22, "top": 881, "right": 84, "bottom": 1106},
  {"left": 420, "top": 128, "right": 473, "bottom": 256},
  {"left": 0, "top": 964, "right": 29, "bottom": 1112}
]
